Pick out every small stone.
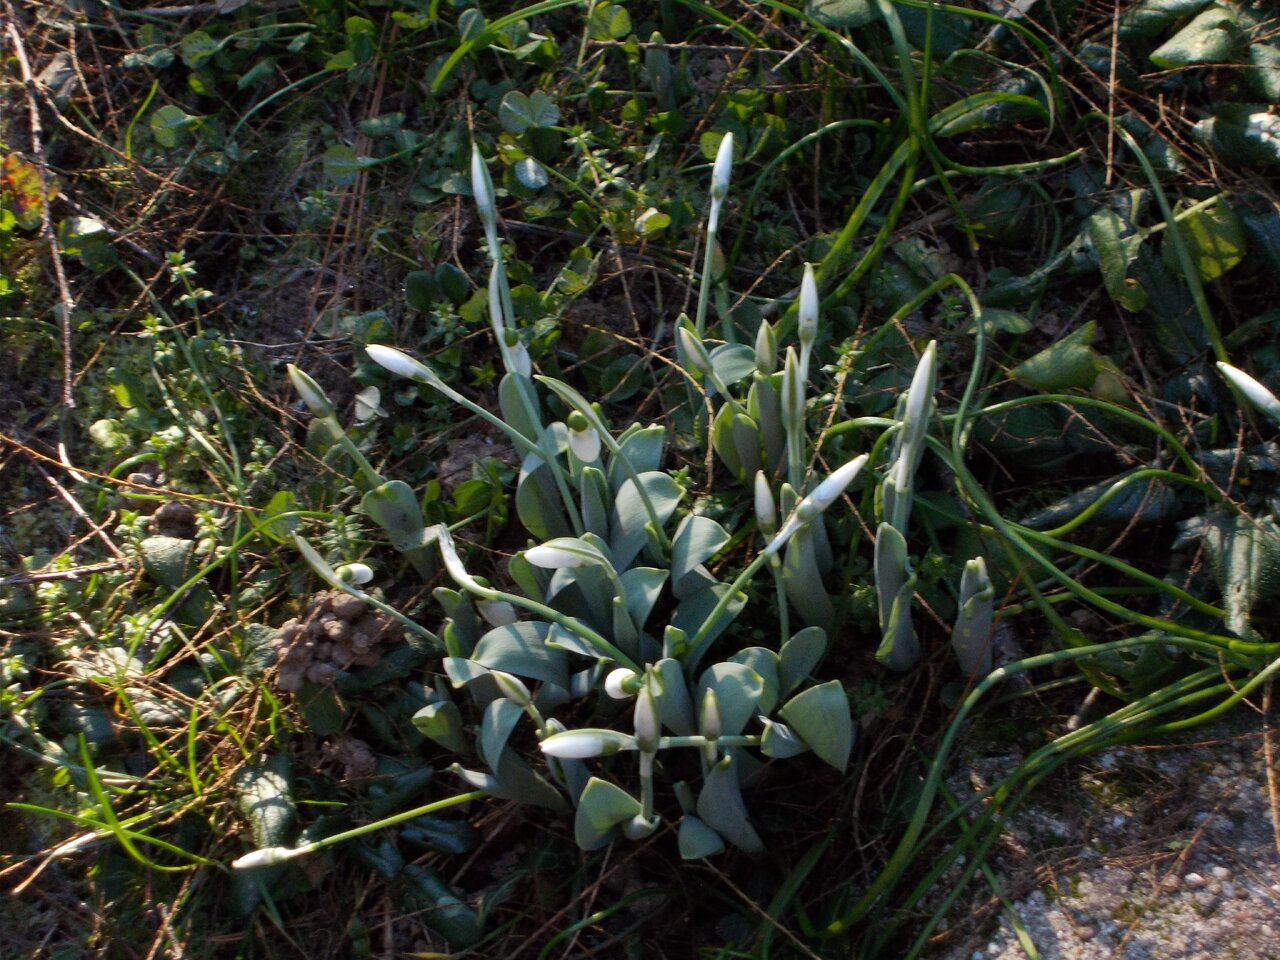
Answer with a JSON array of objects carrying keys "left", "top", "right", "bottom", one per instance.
[
  {"left": 1220, "top": 882, "right": 1235, "bottom": 899},
  {"left": 1077, "top": 925, "right": 1098, "bottom": 941},
  {"left": 1233, "top": 885, "right": 1249, "bottom": 900},
  {"left": 1211, "top": 865, "right": 1232, "bottom": 880},
  {"left": 1184, "top": 872, "right": 1207, "bottom": 889},
  {"left": 1160, "top": 875, "right": 1181, "bottom": 892}
]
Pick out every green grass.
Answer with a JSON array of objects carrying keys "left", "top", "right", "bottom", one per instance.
[{"left": 4, "top": 0, "right": 1280, "bottom": 956}]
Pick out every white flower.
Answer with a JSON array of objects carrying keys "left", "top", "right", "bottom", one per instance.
[
  {"left": 568, "top": 423, "right": 601, "bottom": 463},
  {"left": 1218, "top": 361, "right": 1280, "bottom": 425},
  {"left": 780, "top": 346, "right": 805, "bottom": 434},
  {"left": 765, "top": 454, "right": 869, "bottom": 556},
  {"left": 366, "top": 344, "right": 438, "bottom": 385},
  {"left": 287, "top": 364, "right": 335, "bottom": 419},
  {"left": 539, "top": 728, "right": 634, "bottom": 759}
]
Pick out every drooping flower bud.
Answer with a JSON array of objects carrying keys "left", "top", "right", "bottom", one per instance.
[
  {"left": 539, "top": 728, "right": 635, "bottom": 758},
  {"left": 334, "top": 562, "right": 374, "bottom": 586},
  {"left": 366, "top": 344, "right": 442, "bottom": 386},
  {"left": 605, "top": 667, "right": 640, "bottom": 699},
  {"left": 524, "top": 537, "right": 610, "bottom": 570},
  {"left": 1218, "top": 361, "right": 1280, "bottom": 426}
]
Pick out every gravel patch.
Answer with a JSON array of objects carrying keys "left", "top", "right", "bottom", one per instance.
[{"left": 935, "top": 710, "right": 1280, "bottom": 960}]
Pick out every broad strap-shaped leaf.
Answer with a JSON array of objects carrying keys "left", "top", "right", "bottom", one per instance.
[
  {"left": 759, "top": 718, "right": 809, "bottom": 759},
  {"left": 362, "top": 481, "right": 433, "bottom": 574},
  {"left": 516, "top": 457, "right": 572, "bottom": 541},
  {"left": 608, "top": 471, "right": 683, "bottom": 569},
  {"left": 620, "top": 567, "right": 668, "bottom": 635},
  {"left": 1181, "top": 509, "right": 1280, "bottom": 641},
  {"left": 412, "top": 699, "right": 471, "bottom": 755},
  {"left": 782, "top": 526, "right": 834, "bottom": 630},
  {"left": 711, "top": 403, "right": 743, "bottom": 481},
  {"left": 579, "top": 465, "right": 611, "bottom": 540},
  {"left": 675, "top": 583, "right": 747, "bottom": 672},
  {"left": 671, "top": 514, "right": 731, "bottom": 600},
  {"left": 478, "top": 697, "right": 523, "bottom": 772},
  {"left": 779, "top": 680, "right": 854, "bottom": 773},
  {"left": 499, "top": 373, "right": 541, "bottom": 443},
  {"left": 779, "top": 626, "right": 828, "bottom": 697},
  {"left": 951, "top": 557, "right": 995, "bottom": 680},
  {"left": 874, "top": 523, "right": 920, "bottom": 672},
  {"left": 727, "top": 647, "right": 780, "bottom": 716},
  {"left": 574, "top": 777, "right": 643, "bottom": 850},
  {"left": 696, "top": 755, "right": 764, "bottom": 854},
  {"left": 471, "top": 621, "right": 568, "bottom": 689},
  {"left": 606, "top": 423, "right": 667, "bottom": 493},
  {"left": 708, "top": 342, "right": 757, "bottom": 389},
  {"left": 749, "top": 376, "right": 786, "bottom": 474},
  {"left": 652, "top": 658, "right": 696, "bottom": 735},
  {"left": 450, "top": 749, "right": 566, "bottom": 810},
  {"left": 678, "top": 814, "right": 726, "bottom": 860},
  {"left": 696, "top": 662, "right": 765, "bottom": 737}
]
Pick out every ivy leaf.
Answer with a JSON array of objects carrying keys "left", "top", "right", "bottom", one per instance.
[{"left": 1150, "top": 4, "right": 1240, "bottom": 68}]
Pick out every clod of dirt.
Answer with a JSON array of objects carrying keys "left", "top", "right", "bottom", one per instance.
[
  {"left": 271, "top": 590, "right": 402, "bottom": 692},
  {"left": 149, "top": 501, "right": 198, "bottom": 540}
]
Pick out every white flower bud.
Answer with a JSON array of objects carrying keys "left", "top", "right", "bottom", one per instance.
[
  {"left": 231, "top": 846, "right": 305, "bottom": 870},
  {"left": 676, "top": 322, "right": 712, "bottom": 379},
  {"left": 539, "top": 728, "right": 634, "bottom": 759},
  {"left": 605, "top": 667, "right": 639, "bottom": 699},
  {"left": 754, "top": 471, "right": 777, "bottom": 536},
  {"left": 1218, "top": 361, "right": 1280, "bottom": 425},
  {"left": 470, "top": 143, "right": 499, "bottom": 252},
  {"left": 365, "top": 344, "right": 440, "bottom": 385},
  {"left": 524, "top": 539, "right": 603, "bottom": 569},
  {"left": 711, "top": 132, "right": 734, "bottom": 201},
  {"left": 765, "top": 454, "right": 869, "bottom": 556},
  {"left": 755, "top": 319, "right": 777, "bottom": 375},
  {"left": 798, "top": 262, "right": 818, "bottom": 349},
  {"left": 490, "top": 670, "right": 532, "bottom": 707},
  {"left": 334, "top": 562, "right": 374, "bottom": 586},
  {"left": 287, "top": 364, "right": 335, "bottom": 419},
  {"left": 434, "top": 524, "right": 487, "bottom": 596},
  {"left": 707, "top": 132, "right": 734, "bottom": 234},
  {"left": 633, "top": 684, "right": 659, "bottom": 751}
]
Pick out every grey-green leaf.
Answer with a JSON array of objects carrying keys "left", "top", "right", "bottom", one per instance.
[
  {"left": 472, "top": 621, "right": 567, "bottom": 689},
  {"left": 779, "top": 626, "right": 828, "bottom": 697},
  {"left": 575, "top": 776, "right": 643, "bottom": 850},
  {"left": 696, "top": 756, "right": 764, "bottom": 854},
  {"left": 778, "top": 680, "right": 853, "bottom": 773}
]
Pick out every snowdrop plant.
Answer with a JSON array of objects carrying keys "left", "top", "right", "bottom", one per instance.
[
  {"left": 874, "top": 341, "right": 937, "bottom": 672},
  {"left": 269, "top": 139, "right": 941, "bottom": 863}
]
